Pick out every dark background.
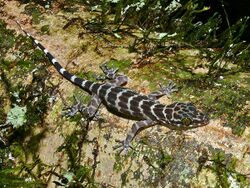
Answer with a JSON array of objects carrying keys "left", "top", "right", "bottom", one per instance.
[{"left": 201, "top": 0, "right": 250, "bottom": 41}]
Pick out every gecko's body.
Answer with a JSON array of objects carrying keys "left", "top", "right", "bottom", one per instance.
[{"left": 16, "top": 22, "right": 209, "bottom": 152}]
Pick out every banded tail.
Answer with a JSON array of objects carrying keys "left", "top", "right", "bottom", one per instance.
[{"left": 15, "top": 21, "right": 94, "bottom": 93}]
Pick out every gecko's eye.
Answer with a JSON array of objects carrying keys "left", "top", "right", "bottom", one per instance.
[{"left": 181, "top": 117, "right": 192, "bottom": 126}]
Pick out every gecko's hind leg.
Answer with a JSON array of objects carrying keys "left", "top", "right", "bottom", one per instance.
[
  {"left": 82, "top": 94, "right": 102, "bottom": 120},
  {"left": 64, "top": 94, "right": 102, "bottom": 120},
  {"left": 63, "top": 101, "right": 85, "bottom": 117},
  {"left": 148, "top": 81, "right": 177, "bottom": 100}
]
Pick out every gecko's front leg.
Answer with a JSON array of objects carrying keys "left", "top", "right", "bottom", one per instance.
[
  {"left": 114, "top": 119, "right": 156, "bottom": 154},
  {"left": 82, "top": 94, "right": 102, "bottom": 119},
  {"left": 148, "top": 81, "right": 177, "bottom": 100}
]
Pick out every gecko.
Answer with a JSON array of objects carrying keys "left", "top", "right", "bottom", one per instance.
[{"left": 16, "top": 21, "right": 209, "bottom": 153}]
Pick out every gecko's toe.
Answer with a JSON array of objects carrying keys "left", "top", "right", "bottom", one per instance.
[{"left": 113, "top": 140, "right": 133, "bottom": 155}]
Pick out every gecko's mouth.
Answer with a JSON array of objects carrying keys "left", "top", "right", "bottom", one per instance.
[
  {"left": 193, "top": 115, "right": 209, "bottom": 127},
  {"left": 201, "top": 115, "right": 210, "bottom": 125}
]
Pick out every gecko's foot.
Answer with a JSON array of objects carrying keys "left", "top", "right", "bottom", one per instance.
[
  {"left": 63, "top": 102, "right": 85, "bottom": 117},
  {"left": 95, "top": 74, "right": 106, "bottom": 81},
  {"left": 63, "top": 103, "right": 101, "bottom": 121},
  {"left": 89, "top": 112, "right": 103, "bottom": 121},
  {"left": 113, "top": 139, "right": 133, "bottom": 155},
  {"left": 159, "top": 81, "right": 178, "bottom": 96},
  {"left": 100, "top": 62, "right": 119, "bottom": 80},
  {"left": 79, "top": 107, "right": 103, "bottom": 121},
  {"left": 148, "top": 81, "right": 178, "bottom": 100}
]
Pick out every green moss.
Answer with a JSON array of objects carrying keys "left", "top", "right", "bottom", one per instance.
[
  {"left": 156, "top": 151, "right": 173, "bottom": 170},
  {"left": 24, "top": 4, "right": 44, "bottom": 24},
  {"left": 0, "top": 20, "right": 15, "bottom": 61},
  {"left": 113, "top": 152, "right": 131, "bottom": 173},
  {"left": 26, "top": 129, "right": 47, "bottom": 156},
  {"left": 0, "top": 169, "right": 45, "bottom": 188},
  {"left": 176, "top": 70, "right": 193, "bottom": 79},
  {"left": 0, "top": 147, "right": 45, "bottom": 187},
  {"left": 107, "top": 59, "right": 131, "bottom": 72},
  {"left": 75, "top": 165, "right": 92, "bottom": 181},
  {"left": 203, "top": 84, "right": 248, "bottom": 134},
  {"left": 207, "top": 149, "right": 250, "bottom": 187},
  {"left": 56, "top": 130, "right": 98, "bottom": 187},
  {"left": 10, "top": 144, "right": 25, "bottom": 163},
  {"left": 132, "top": 63, "right": 173, "bottom": 91},
  {"left": 40, "top": 25, "right": 50, "bottom": 34},
  {"left": 76, "top": 70, "right": 97, "bottom": 82}
]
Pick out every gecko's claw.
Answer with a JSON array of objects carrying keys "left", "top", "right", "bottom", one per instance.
[
  {"left": 100, "top": 62, "right": 119, "bottom": 80},
  {"left": 159, "top": 81, "right": 178, "bottom": 96},
  {"left": 148, "top": 81, "right": 178, "bottom": 100},
  {"left": 63, "top": 102, "right": 85, "bottom": 117},
  {"left": 63, "top": 102, "right": 102, "bottom": 121},
  {"left": 113, "top": 139, "right": 133, "bottom": 155}
]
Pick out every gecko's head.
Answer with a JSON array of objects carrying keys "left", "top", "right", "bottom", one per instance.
[{"left": 163, "top": 102, "right": 209, "bottom": 130}]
